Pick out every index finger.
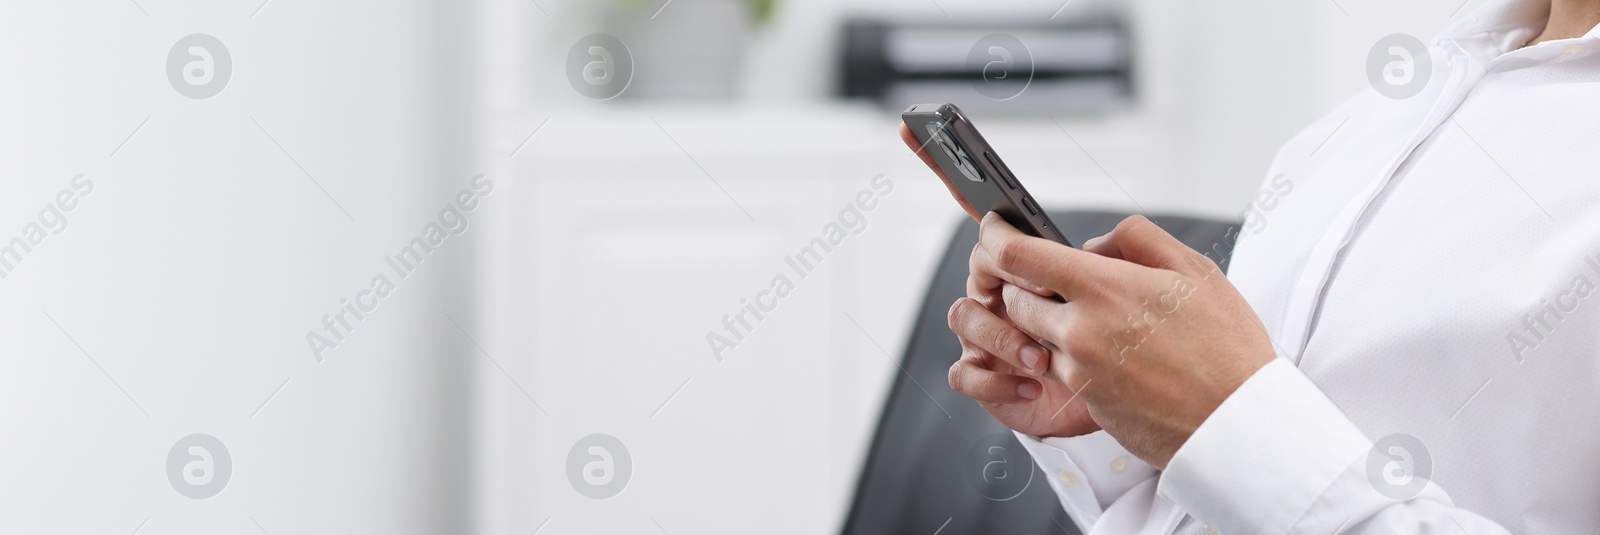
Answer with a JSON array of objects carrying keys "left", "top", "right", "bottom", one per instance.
[
  {"left": 900, "top": 123, "right": 979, "bottom": 221},
  {"left": 979, "top": 212, "right": 1130, "bottom": 301},
  {"left": 970, "top": 239, "right": 1054, "bottom": 302}
]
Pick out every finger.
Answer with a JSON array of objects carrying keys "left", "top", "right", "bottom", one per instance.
[
  {"left": 966, "top": 271, "right": 1019, "bottom": 325},
  {"left": 1000, "top": 283, "right": 1107, "bottom": 369},
  {"left": 979, "top": 212, "right": 1128, "bottom": 301},
  {"left": 967, "top": 244, "right": 1000, "bottom": 304},
  {"left": 970, "top": 239, "right": 1055, "bottom": 301},
  {"left": 1082, "top": 233, "right": 1120, "bottom": 259},
  {"left": 949, "top": 356, "right": 1041, "bottom": 403},
  {"left": 966, "top": 270, "right": 1003, "bottom": 312},
  {"left": 961, "top": 344, "right": 1027, "bottom": 376},
  {"left": 973, "top": 350, "right": 1020, "bottom": 375},
  {"left": 999, "top": 283, "right": 1057, "bottom": 343},
  {"left": 1091, "top": 215, "right": 1217, "bottom": 277},
  {"left": 949, "top": 297, "right": 1050, "bottom": 375},
  {"left": 901, "top": 124, "right": 980, "bottom": 221}
]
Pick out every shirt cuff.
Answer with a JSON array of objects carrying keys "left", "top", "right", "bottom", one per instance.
[
  {"left": 1157, "top": 357, "right": 1371, "bottom": 535},
  {"left": 1015, "top": 430, "right": 1159, "bottom": 530}
]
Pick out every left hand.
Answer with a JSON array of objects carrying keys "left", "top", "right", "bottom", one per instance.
[
  {"left": 899, "top": 123, "right": 981, "bottom": 221},
  {"left": 977, "top": 212, "right": 1277, "bottom": 469}
]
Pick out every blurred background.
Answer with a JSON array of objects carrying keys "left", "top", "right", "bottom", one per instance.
[{"left": 0, "top": 0, "right": 1474, "bottom": 533}]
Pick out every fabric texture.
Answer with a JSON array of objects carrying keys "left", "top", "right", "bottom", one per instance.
[{"left": 1016, "top": 0, "right": 1600, "bottom": 532}]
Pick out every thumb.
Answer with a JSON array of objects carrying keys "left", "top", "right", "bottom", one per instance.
[
  {"left": 1097, "top": 215, "right": 1215, "bottom": 276},
  {"left": 1082, "top": 234, "right": 1120, "bottom": 259}
]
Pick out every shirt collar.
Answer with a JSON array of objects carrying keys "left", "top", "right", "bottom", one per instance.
[
  {"left": 1438, "top": 0, "right": 1548, "bottom": 62},
  {"left": 1441, "top": 0, "right": 1550, "bottom": 41},
  {"left": 1438, "top": 0, "right": 1600, "bottom": 69}
]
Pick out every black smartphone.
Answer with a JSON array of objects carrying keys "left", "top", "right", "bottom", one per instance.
[{"left": 901, "top": 103, "right": 1072, "bottom": 246}]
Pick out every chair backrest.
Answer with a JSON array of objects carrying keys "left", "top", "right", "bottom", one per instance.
[{"left": 840, "top": 211, "right": 1238, "bottom": 535}]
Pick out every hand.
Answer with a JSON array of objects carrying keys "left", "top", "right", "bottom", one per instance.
[
  {"left": 981, "top": 212, "right": 1276, "bottom": 469},
  {"left": 905, "top": 121, "right": 1092, "bottom": 437},
  {"left": 947, "top": 295, "right": 1100, "bottom": 439},
  {"left": 944, "top": 220, "right": 1093, "bottom": 439},
  {"left": 899, "top": 124, "right": 979, "bottom": 221}
]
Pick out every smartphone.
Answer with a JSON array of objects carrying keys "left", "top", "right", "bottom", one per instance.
[{"left": 901, "top": 103, "right": 1072, "bottom": 246}]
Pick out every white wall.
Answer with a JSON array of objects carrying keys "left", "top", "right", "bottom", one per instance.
[{"left": 0, "top": 0, "right": 483, "bottom": 533}]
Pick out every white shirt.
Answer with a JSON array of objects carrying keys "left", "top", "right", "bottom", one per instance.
[{"left": 1015, "top": 0, "right": 1600, "bottom": 533}]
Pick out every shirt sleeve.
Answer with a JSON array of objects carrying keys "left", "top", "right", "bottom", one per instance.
[
  {"left": 1158, "top": 357, "right": 1515, "bottom": 534},
  {"left": 1014, "top": 429, "right": 1160, "bottom": 532}
]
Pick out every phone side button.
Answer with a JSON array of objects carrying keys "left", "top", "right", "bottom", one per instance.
[
  {"left": 984, "top": 152, "right": 1016, "bottom": 189},
  {"left": 1022, "top": 196, "right": 1040, "bottom": 216}
]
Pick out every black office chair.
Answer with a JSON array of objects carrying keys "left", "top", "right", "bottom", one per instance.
[{"left": 841, "top": 211, "right": 1238, "bottom": 535}]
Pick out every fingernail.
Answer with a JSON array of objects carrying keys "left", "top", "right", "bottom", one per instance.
[
  {"left": 1017, "top": 381, "right": 1040, "bottom": 400},
  {"left": 1020, "top": 345, "right": 1044, "bottom": 373}
]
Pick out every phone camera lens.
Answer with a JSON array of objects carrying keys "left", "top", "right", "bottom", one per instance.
[{"left": 926, "top": 128, "right": 984, "bottom": 183}]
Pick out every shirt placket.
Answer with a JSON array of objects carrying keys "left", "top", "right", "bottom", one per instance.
[{"left": 1274, "top": 45, "right": 1490, "bottom": 363}]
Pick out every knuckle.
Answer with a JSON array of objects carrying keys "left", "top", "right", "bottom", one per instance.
[
  {"left": 1062, "top": 334, "right": 1092, "bottom": 362},
  {"left": 1061, "top": 324, "right": 1099, "bottom": 363},
  {"left": 1116, "top": 214, "right": 1152, "bottom": 234},
  {"left": 967, "top": 243, "right": 984, "bottom": 271},
  {"left": 947, "top": 298, "right": 971, "bottom": 333},
  {"left": 1186, "top": 252, "right": 1222, "bottom": 278},
  {"left": 992, "top": 325, "right": 1026, "bottom": 357},
  {"left": 1073, "top": 278, "right": 1106, "bottom": 301},
  {"left": 1105, "top": 215, "right": 1149, "bottom": 247},
  {"left": 988, "top": 325, "right": 1011, "bottom": 355},
  {"left": 1001, "top": 281, "right": 1025, "bottom": 305},
  {"left": 973, "top": 291, "right": 1000, "bottom": 310},
  {"left": 948, "top": 360, "right": 985, "bottom": 396},
  {"left": 991, "top": 238, "right": 1023, "bottom": 273}
]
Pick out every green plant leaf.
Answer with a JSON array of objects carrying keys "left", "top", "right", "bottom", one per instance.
[{"left": 750, "top": 0, "right": 776, "bottom": 24}]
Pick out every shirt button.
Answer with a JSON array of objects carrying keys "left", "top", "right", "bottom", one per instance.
[
  {"left": 1056, "top": 469, "right": 1079, "bottom": 487},
  {"left": 1110, "top": 455, "right": 1130, "bottom": 474},
  {"left": 1564, "top": 44, "right": 1586, "bottom": 55}
]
